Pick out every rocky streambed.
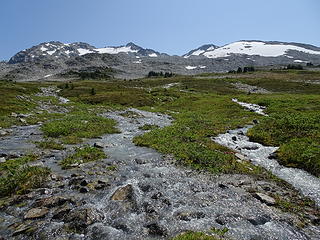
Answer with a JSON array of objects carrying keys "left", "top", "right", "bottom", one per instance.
[
  {"left": 0, "top": 93, "right": 319, "bottom": 239},
  {"left": 214, "top": 99, "right": 320, "bottom": 207}
]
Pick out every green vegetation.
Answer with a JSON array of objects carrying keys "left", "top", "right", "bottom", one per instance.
[
  {"left": 240, "top": 94, "right": 320, "bottom": 177},
  {"left": 171, "top": 231, "right": 221, "bottom": 240},
  {"left": 35, "top": 139, "right": 65, "bottom": 150},
  {"left": 41, "top": 108, "right": 119, "bottom": 144},
  {"left": 139, "top": 124, "right": 160, "bottom": 131},
  {"left": 57, "top": 70, "right": 320, "bottom": 177},
  {"left": 60, "top": 145, "right": 106, "bottom": 169},
  {"left": 0, "top": 155, "right": 50, "bottom": 197},
  {"left": 0, "top": 81, "right": 39, "bottom": 128},
  {"left": 211, "top": 227, "right": 229, "bottom": 236}
]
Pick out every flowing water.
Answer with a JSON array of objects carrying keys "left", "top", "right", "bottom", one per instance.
[
  {"left": 214, "top": 99, "right": 320, "bottom": 207},
  {"left": 0, "top": 95, "right": 319, "bottom": 239}
]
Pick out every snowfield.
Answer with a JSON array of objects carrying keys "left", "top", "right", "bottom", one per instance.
[{"left": 185, "top": 41, "right": 320, "bottom": 58}]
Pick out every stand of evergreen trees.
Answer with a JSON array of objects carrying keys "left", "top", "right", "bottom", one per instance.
[
  {"left": 148, "top": 71, "right": 174, "bottom": 78},
  {"left": 286, "top": 64, "right": 303, "bottom": 70},
  {"left": 228, "top": 66, "right": 255, "bottom": 74}
]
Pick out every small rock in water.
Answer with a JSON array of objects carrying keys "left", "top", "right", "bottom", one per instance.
[
  {"left": 254, "top": 193, "right": 276, "bottom": 206},
  {"left": 235, "top": 153, "right": 246, "bottom": 161},
  {"left": 232, "top": 136, "right": 237, "bottom": 141},
  {"left": 135, "top": 158, "right": 146, "bottom": 164},
  {"left": 253, "top": 119, "right": 259, "bottom": 124},
  {"left": 24, "top": 207, "right": 49, "bottom": 219},
  {"left": 94, "top": 142, "right": 105, "bottom": 148},
  {"left": 243, "top": 145, "right": 259, "bottom": 150},
  {"left": 19, "top": 118, "right": 27, "bottom": 124},
  {"left": 0, "top": 130, "right": 8, "bottom": 136},
  {"left": 80, "top": 180, "right": 88, "bottom": 186},
  {"left": 111, "top": 184, "right": 134, "bottom": 201},
  {"left": 79, "top": 187, "right": 89, "bottom": 193},
  {"left": 52, "top": 204, "right": 72, "bottom": 220},
  {"left": 145, "top": 223, "right": 167, "bottom": 236},
  {"left": 34, "top": 196, "right": 71, "bottom": 208},
  {"left": 63, "top": 208, "right": 104, "bottom": 232}
]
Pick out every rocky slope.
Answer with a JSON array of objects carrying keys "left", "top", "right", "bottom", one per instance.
[{"left": 1, "top": 40, "right": 320, "bottom": 81}]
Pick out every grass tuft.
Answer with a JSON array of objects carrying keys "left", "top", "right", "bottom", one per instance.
[{"left": 60, "top": 145, "right": 106, "bottom": 169}]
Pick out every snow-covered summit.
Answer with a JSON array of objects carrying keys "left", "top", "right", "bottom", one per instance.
[
  {"left": 9, "top": 41, "right": 162, "bottom": 64},
  {"left": 185, "top": 41, "right": 320, "bottom": 59},
  {"left": 183, "top": 44, "right": 219, "bottom": 58}
]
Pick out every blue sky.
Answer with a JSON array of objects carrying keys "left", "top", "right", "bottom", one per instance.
[{"left": 0, "top": 0, "right": 319, "bottom": 60}]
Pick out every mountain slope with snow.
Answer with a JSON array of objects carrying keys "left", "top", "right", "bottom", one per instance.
[
  {"left": 185, "top": 41, "right": 320, "bottom": 59},
  {"left": 183, "top": 44, "right": 219, "bottom": 58},
  {"left": 9, "top": 42, "right": 163, "bottom": 64}
]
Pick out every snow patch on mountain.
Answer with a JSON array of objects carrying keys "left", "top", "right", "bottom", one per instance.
[
  {"left": 96, "top": 46, "right": 138, "bottom": 54},
  {"left": 202, "top": 41, "right": 320, "bottom": 59}
]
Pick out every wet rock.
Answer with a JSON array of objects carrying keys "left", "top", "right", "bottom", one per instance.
[
  {"left": 93, "top": 142, "right": 105, "bottom": 148},
  {"left": 0, "top": 130, "right": 8, "bottom": 136},
  {"left": 139, "top": 184, "right": 152, "bottom": 192},
  {"left": 111, "top": 184, "right": 134, "bottom": 201},
  {"left": 253, "top": 119, "right": 259, "bottom": 124},
  {"left": 247, "top": 215, "right": 271, "bottom": 225},
  {"left": 12, "top": 222, "right": 36, "bottom": 236},
  {"left": 218, "top": 183, "right": 228, "bottom": 189},
  {"left": 142, "top": 202, "right": 157, "bottom": 214},
  {"left": 19, "top": 118, "right": 27, "bottom": 124},
  {"left": 232, "top": 136, "right": 237, "bottom": 141},
  {"left": 243, "top": 145, "right": 259, "bottom": 150},
  {"left": 235, "top": 153, "right": 246, "bottom": 161},
  {"left": 63, "top": 208, "right": 104, "bottom": 232},
  {"left": 112, "top": 223, "right": 130, "bottom": 232},
  {"left": 80, "top": 180, "right": 88, "bottom": 186},
  {"left": 79, "top": 187, "right": 89, "bottom": 193},
  {"left": 175, "top": 211, "right": 206, "bottom": 221},
  {"left": 34, "top": 196, "right": 71, "bottom": 208},
  {"left": 135, "top": 158, "right": 146, "bottom": 164},
  {"left": 254, "top": 193, "right": 276, "bottom": 206},
  {"left": 24, "top": 207, "right": 49, "bottom": 219},
  {"left": 268, "top": 152, "right": 277, "bottom": 159},
  {"left": 69, "top": 176, "right": 85, "bottom": 186},
  {"left": 52, "top": 204, "right": 72, "bottom": 220},
  {"left": 145, "top": 223, "right": 167, "bottom": 236},
  {"left": 151, "top": 192, "right": 162, "bottom": 200},
  {"left": 215, "top": 213, "right": 242, "bottom": 225}
]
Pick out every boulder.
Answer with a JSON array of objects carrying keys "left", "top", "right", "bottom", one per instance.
[
  {"left": 52, "top": 204, "right": 72, "bottom": 220},
  {"left": 63, "top": 208, "right": 103, "bottom": 232},
  {"left": 34, "top": 196, "right": 71, "bottom": 208},
  {"left": 24, "top": 207, "right": 49, "bottom": 219},
  {"left": 111, "top": 184, "right": 134, "bottom": 201}
]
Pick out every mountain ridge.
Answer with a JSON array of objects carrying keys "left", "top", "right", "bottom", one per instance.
[
  {"left": 2, "top": 40, "right": 320, "bottom": 81},
  {"left": 7, "top": 40, "right": 320, "bottom": 64}
]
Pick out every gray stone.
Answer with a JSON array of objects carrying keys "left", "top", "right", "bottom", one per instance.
[
  {"left": 19, "top": 118, "right": 27, "bottom": 124},
  {"left": 111, "top": 184, "right": 134, "bottom": 201},
  {"left": 254, "top": 192, "right": 276, "bottom": 205},
  {"left": 93, "top": 142, "right": 105, "bottom": 148},
  {"left": 235, "top": 153, "right": 247, "bottom": 161},
  {"left": 24, "top": 207, "right": 49, "bottom": 219},
  {"left": 0, "top": 130, "right": 7, "bottom": 136}
]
